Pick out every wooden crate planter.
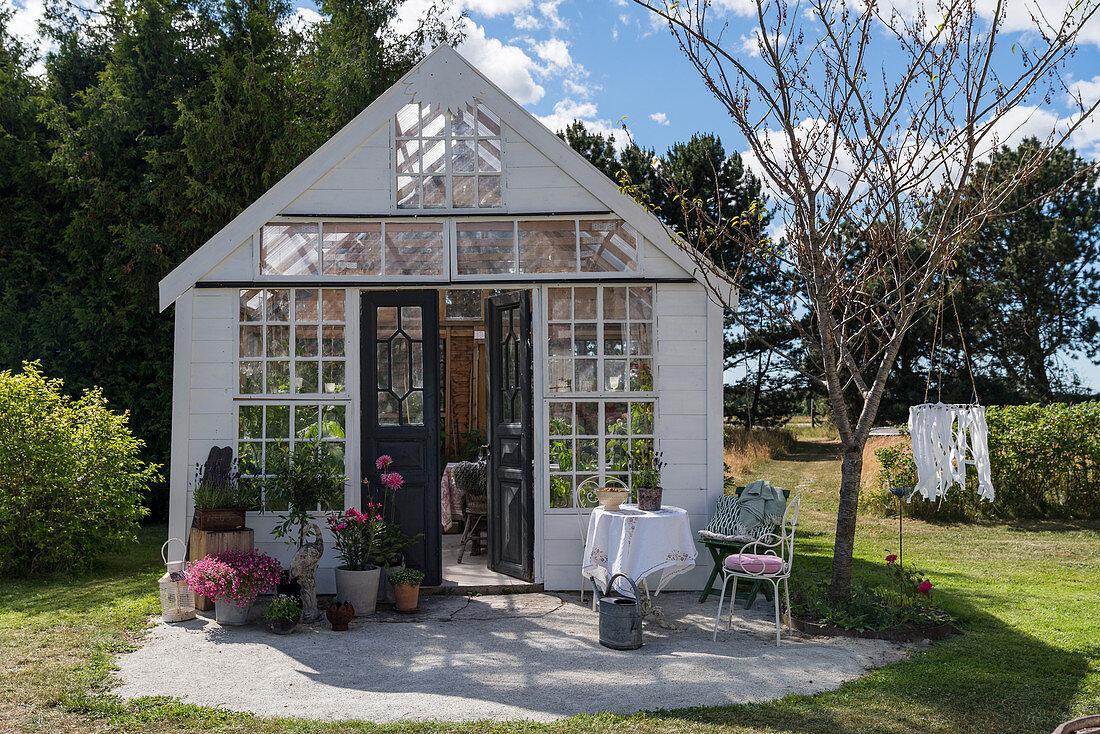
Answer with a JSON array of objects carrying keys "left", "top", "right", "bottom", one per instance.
[
  {"left": 188, "top": 527, "right": 254, "bottom": 611},
  {"left": 192, "top": 507, "right": 247, "bottom": 531}
]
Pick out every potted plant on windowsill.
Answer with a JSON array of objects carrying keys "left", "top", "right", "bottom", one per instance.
[
  {"left": 186, "top": 549, "right": 282, "bottom": 626},
  {"left": 630, "top": 445, "right": 666, "bottom": 511},
  {"left": 389, "top": 567, "right": 425, "bottom": 613},
  {"left": 264, "top": 594, "right": 302, "bottom": 634},
  {"left": 191, "top": 449, "right": 259, "bottom": 531}
]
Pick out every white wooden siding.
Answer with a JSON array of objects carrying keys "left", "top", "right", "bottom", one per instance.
[
  {"left": 283, "top": 127, "right": 391, "bottom": 214},
  {"left": 200, "top": 238, "right": 253, "bottom": 281}
]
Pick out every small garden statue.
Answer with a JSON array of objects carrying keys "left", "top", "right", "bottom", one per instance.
[{"left": 291, "top": 524, "right": 324, "bottom": 622}]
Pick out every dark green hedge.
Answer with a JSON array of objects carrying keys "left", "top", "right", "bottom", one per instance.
[{"left": 873, "top": 402, "right": 1100, "bottom": 521}]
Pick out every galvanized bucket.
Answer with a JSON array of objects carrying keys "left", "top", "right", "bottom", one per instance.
[{"left": 596, "top": 573, "right": 643, "bottom": 650}]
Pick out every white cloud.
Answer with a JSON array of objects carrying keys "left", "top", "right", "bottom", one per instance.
[
  {"left": 457, "top": 20, "right": 546, "bottom": 104},
  {"left": 738, "top": 30, "right": 786, "bottom": 58},
  {"left": 463, "top": 0, "right": 532, "bottom": 16},
  {"left": 535, "top": 98, "right": 631, "bottom": 150},
  {"left": 3, "top": 0, "right": 45, "bottom": 47},
  {"left": 563, "top": 78, "right": 597, "bottom": 98},
  {"left": 532, "top": 37, "right": 571, "bottom": 71},
  {"left": 649, "top": 112, "right": 669, "bottom": 125},
  {"left": 538, "top": 0, "right": 566, "bottom": 31},
  {"left": 284, "top": 6, "right": 323, "bottom": 35},
  {"left": 513, "top": 13, "right": 540, "bottom": 30}
]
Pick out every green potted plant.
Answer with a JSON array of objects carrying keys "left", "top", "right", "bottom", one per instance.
[
  {"left": 191, "top": 454, "right": 260, "bottom": 531},
  {"left": 263, "top": 594, "right": 302, "bottom": 634},
  {"left": 388, "top": 567, "right": 425, "bottom": 613},
  {"left": 629, "top": 445, "right": 666, "bottom": 511},
  {"left": 263, "top": 439, "right": 345, "bottom": 547}
]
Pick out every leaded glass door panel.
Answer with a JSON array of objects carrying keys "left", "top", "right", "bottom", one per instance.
[
  {"left": 486, "top": 291, "right": 534, "bottom": 581},
  {"left": 361, "top": 290, "right": 440, "bottom": 586}
]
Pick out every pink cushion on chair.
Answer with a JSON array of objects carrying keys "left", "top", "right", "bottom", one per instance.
[{"left": 724, "top": 553, "right": 785, "bottom": 574}]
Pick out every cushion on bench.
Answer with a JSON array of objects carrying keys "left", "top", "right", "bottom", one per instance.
[{"left": 698, "top": 495, "right": 773, "bottom": 543}]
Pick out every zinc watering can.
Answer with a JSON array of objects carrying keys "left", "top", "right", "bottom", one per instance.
[{"left": 595, "top": 573, "right": 643, "bottom": 650}]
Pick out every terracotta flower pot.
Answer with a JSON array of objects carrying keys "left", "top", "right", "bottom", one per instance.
[
  {"left": 393, "top": 583, "right": 420, "bottom": 613},
  {"left": 326, "top": 600, "right": 355, "bottom": 631}
]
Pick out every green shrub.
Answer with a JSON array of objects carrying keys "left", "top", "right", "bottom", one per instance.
[
  {"left": 0, "top": 362, "right": 157, "bottom": 576},
  {"left": 873, "top": 402, "right": 1100, "bottom": 521}
]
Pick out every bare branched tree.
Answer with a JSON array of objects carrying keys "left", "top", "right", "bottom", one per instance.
[{"left": 631, "top": 0, "right": 1100, "bottom": 599}]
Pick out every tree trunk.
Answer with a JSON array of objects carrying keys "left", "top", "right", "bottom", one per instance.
[{"left": 829, "top": 441, "right": 865, "bottom": 601}]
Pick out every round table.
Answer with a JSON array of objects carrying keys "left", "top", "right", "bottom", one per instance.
[{"left": 582, "top": 504, "right": 697, "bottom": 600}]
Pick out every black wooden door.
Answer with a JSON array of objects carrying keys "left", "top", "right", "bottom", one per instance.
[
  {"left": 361, "top": 290, "right": 440, "bottom": 586},
  {"left": 485, "top": 291, "right": 534, "bottom": 581}
]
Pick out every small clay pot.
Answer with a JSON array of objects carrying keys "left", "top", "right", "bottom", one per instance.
[
  {"left": 266, "top": 615, "right": 299, "bottom": 635},
  {"left": 636, "top": 486, "right": 663, "bottom": 511},
  {"left": 326, "top": 600, "right": 355, "bottom": 631},
  {"left": 393, "top": 583, "right": 420, "bottom": 613}
]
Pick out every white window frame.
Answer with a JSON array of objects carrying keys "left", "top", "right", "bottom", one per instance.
[
  {"left": 391, "top": 102, "right": 506, "bottom": 212},
  {"left": 540, "top": 284, "right": 659, "bottom": 513},
  {"left": 235, "top": 287, "right": 351, "bottom": 400}
]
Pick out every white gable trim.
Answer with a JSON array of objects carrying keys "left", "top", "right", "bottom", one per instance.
[{"left": 159, "top": 45, "right": 715, "bottom": 311}]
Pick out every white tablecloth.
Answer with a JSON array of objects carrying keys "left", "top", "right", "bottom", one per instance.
[{"left": 582, "top": 504, "right": 697, "bottom": 597}]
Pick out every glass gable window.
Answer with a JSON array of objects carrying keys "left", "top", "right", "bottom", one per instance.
[
  {"left": 238, "top": 288, "right": 346, "bottom": 395},
  {"left": 261, "top": 221, "right": 445, "bottom": 277},
  {"left": 237, "top": 403, "right": 346, "bottom": 511},
  {"left": 396, "top": 102, "right": 503, "bottom": 210}
]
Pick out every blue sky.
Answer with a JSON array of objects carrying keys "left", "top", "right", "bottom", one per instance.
[{"left": 4, "top": 0, "right": 1099, "bottom": 390}]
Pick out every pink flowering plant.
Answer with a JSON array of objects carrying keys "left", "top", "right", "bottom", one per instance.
[
  {"left": 186, "top": 549, "right": 282, "bottom": 608},
  {"left": 327, "top": 506, "right": 385, "bottom": 571},
  {"left": 361, "top": 455, "right": 423, "bottom": 567}
]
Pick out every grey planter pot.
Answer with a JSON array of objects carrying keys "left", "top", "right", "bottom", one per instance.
[
  {"left": 214, "top": 599, "right": 252, "bottom": 626},
  {"left": 335, "top": 566, "right": 381, "bottom": 616}
]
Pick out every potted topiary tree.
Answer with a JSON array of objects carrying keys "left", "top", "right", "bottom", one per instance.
[
  {"left": 263, "top": 439, "right": 346, "bottom": 547},
  {"left": 389, "top": 567, "right": 425, "bottom": 613}
]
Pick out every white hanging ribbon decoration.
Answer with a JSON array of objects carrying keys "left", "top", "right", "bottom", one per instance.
[{"left": 908, "top": 403, "right": 995, "bottom": 503}]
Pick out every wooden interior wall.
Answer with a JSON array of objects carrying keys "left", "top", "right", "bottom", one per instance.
[{"left": 440, "top": 324, "right": 487, "bottom": 458}]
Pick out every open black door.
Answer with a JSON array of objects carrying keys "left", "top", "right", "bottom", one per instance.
[
  {"left": 361, "top": 290, "right": 441, "bottom": 586},
  {"left": 485, "top": 291, "right": 534, "bottom": 581}
]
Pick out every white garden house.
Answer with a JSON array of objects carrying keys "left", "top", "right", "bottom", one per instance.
[{"left": 159, "top": 46, "right": 729, "bottom": 592}]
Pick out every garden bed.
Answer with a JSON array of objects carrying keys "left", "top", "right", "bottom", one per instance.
[{"left": 788, "top": 615, "right": 955, "bottom": 642}]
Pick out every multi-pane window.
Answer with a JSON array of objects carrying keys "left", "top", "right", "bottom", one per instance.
[
  {"left": 548, "top": 400, "right": 656, "bottom": 508},
  {"left": 396, "top": 102, "right": 503, "bottom": 209},
  {"left": 455, "top": 218, "right": 638, "bottom": 276},
  {"left": 260, "top": 221, "right": 446, "bottom": 277},
  {"left": 237, "top": 403, "right": 346, "bottom": 511},
  {"left": 238, "top": 289, "right": 346, "bottom": 395},
  {"left": 546, "top": 286, "right": 654, "bottom": 394}
]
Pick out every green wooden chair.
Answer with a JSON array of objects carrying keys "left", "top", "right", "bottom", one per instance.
[{"left": 697, "top": 485, "right": 792, "bottom": 607}]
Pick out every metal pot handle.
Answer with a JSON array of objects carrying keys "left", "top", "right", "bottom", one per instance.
[{"left": 604, "top": 572, "right": 642, "bottom": 617}]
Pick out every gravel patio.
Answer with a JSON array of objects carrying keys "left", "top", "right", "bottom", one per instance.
[{"left": 114, "top": 592, "right": 911, "bottom": 723}]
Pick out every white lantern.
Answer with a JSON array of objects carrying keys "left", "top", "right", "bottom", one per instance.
[{"left": 159, "top": 538, "right": 196, "bottom": 623}]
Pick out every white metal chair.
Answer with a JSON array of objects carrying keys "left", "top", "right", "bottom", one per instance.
[
  {"left": 712, "top": 494, "right": 801, "bottom": 646},
  {"left": 573, "top": 475, "right": 627, "bottom": 610}
]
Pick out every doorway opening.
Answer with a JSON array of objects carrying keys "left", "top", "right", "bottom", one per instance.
[{"left": 437, "top": 288, "right": 537, "bottom": 590}]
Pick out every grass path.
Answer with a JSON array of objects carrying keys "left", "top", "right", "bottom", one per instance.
[{"left": 0, "top": 439, "right": 1097, "bottom": 733}]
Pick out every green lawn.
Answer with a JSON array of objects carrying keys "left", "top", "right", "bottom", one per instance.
[{"left": 1, "top": 438, "right": 1097, "bottom": 733}]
